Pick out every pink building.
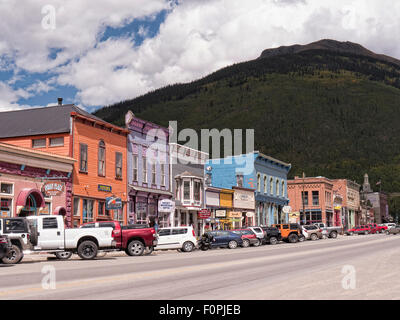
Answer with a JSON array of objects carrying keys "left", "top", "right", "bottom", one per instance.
[{"left": 287, "top": 176, "right": 335, "bottom": 226}]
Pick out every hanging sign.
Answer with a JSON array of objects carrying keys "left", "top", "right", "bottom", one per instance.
[
  {"left": 42, "top": 181, "right": 64, "bottom": 197},
  {"left": 198, "top": 209, "right": 211, "bottom": 219},
  {"left": 106, "top": 197, "right": 122, "bottom": 210}
]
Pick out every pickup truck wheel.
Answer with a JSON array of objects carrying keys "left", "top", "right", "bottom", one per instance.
[
  {"left": 144, "top": 246, "right": 154, "bottom": 255},
  {"left": 330, "top": 231, "right": 338, "bottom": 239},
  {"left": 288, "top": 234, "right": 298, "bottom": 243},
  {"left": 127, "top": 240, "right": 145, "bottom": 256},
  {"left": 77, "top": 241, "right": 98, "bottom": 260},
  {"left": 55, "top": 252, "right": 73, "bottom": 260},
  {"left": 2, "top": 245, "right": 23, "bottom": 264},
  {"left": 253, "top": 239, "right": 261, "bottom": 247},
  {"left": 228, "top": 240, "right": 238, "bottom": 249},
  {"left": 311, "top": 233, "right": 318, "bottom": 241},
  {"left": 182, "top": 241, "right": 194, "bottom": 252},
  {"left": 241, "top": 239, "right": 250, "bottom": 248}
]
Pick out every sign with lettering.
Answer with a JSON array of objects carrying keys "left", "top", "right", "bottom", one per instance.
[
  {"left": 198, "top": 209, "right": 211, "bottom": 219},
  {"left": 106, "top": 197, "right": 122, "bottom": 210},
  {"left": 158, "top": 199, "right": 175, "bottom": 213},
  {"left": 42, "top": 181, "right": 64, "bottom": 196},
  {"left": 98, "top": 185, "right": 112, "bottom": 193},
  {"left": 228, "top": 211, "right": 242, "bottom": 218},
  {"left": 215, "top": 209, "right": 226, "bottom": 218}
]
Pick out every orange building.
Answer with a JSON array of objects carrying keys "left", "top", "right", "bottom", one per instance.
[{"left": 0, "top": 99, "right": 129, "bottom": 227}]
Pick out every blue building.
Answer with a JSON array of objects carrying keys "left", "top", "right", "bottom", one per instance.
[{"left": 205, "top": 151, "right": 291, "bottom": 225}]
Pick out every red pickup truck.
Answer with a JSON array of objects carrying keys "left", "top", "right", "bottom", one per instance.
[
  {"left": 81, "top": 221, "right": 158, "bottom": 256},
  {"left": 368, "top": 223, "right": 388, "bottom": 234},
  {"left": 345, "top": 225, "right": 371, "bottom": 235}
]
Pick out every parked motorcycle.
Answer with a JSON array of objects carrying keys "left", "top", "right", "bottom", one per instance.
[{"left": 199, "top": 233, "right": 213, "bottom": 251}]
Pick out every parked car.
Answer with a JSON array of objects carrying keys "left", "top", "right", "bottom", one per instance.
[
  {"left": 345, "top": 225, "right": 371, "bottom": 235},
  {"left": 198, "top": 230, "right": 243, "bottom": 250},
  {"left": 313, "top": 223, "right": 341, "bottom": 238},
  {"left": 25, "top": 216, "right": 116, "bottom": 260},
  {"left": 386, "top": 225, "right": 400, "bottom": 235},
  {"left": 0, "top": 217, "right": 31, "bottom": 264},
  {"left": 259, "top": 226, "right": 282, "bottom": 245},
  {"left": 247, "top": 226, "right": 265, "bottom": 245},
  {"left": 155, "top": 226, "right": 197, "bottom": 252},
  {"left": 0, "top": 235, "right": 12, "bottom": 262},
  {"left": 302, "top": 225, "right": 323, "bottom": 240},
  {"left": 382, "top": 223, "right": 396, "bottom": 230},
  {"left": 273, "top": 223, "right": 305, "bottom": 243},
  {"left": 232, "top": 229, "right": 260, "bottom": 247},
  {"left": 368, "top": 223, "right": 387, "bottom": 234},
  {"left": 80, "top": 221, "right": 158, "bottom": 256}
]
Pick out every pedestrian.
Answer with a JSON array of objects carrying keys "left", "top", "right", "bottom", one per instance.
[{"left": 154, "top": 218, "right": 159, "bottom": 233}]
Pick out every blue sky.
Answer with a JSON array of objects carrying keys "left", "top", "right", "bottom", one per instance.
[{"left": 1, "top": 0, "right": 399, "bottom": 112}]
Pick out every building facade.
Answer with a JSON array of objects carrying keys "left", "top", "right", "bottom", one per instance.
[
  {"left": 0, "top": 142, "right": 74, "bottom": 223},
  {"left": 332, "top": 179, "right": 361, "bottom": 228},
  {"left": 125, "top": 111, "right": 173, "bottom": 227},
  {"left": 287, "top": 176, "right": 334, "bottom": 226},
  {"left": 0, "top": 102, "right": 128, "bottom": 227},
  {"left": 205, "top": 151, "right": 290, "bottom": 226}
]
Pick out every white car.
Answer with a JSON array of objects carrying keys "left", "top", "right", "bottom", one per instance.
[
  {"left": 155, "top": 226, "right": 197, "bottom": 252},
  {"left": 382, "top": 223, "right": 396, "bottom": 230},
  {"left": 248, "top": 226, "right": 265, "bottom": 245}
]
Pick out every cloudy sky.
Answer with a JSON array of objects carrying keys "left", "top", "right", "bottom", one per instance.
[{"left": 0, "top": 0, "right": 399, "bottom": 112}]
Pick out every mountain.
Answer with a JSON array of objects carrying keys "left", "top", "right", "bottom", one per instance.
[{"left": 94, "top": 39, "right": 400, "bottom": 196}]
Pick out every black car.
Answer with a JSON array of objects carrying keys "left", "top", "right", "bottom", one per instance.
[
  {"left": 0, "top": 235, "right": 11, "bottom": 261},
  {"left": 259, "top": 226, "right": 282, "bottom": 245}
]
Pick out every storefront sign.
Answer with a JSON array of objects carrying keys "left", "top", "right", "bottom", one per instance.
[
  {"left": 228, "top": 211, "right": 242, "bottom": 218},
  {"left": 289, "top": 212, "right": 300, "bottom": 223},
  {"left": 334, "top": 205, "right": 342, "bottom": 210},
  {"left": 215, "top": 209, "right": 226, "bottom": 218},
  {"left": 106, "top": 197, "right": 122, "bottom": 210},
  {"left": 158, "top": 199, "right": 175, "bottom": 213},
  {"left": 98, "top": 184, "right": 112, "bottom": 193},
  {"left": 198, "top": 209, "right": 211, "bottom": 219},
  {"left": 42, "top": 181, "right": 64, "bottom": 197}
]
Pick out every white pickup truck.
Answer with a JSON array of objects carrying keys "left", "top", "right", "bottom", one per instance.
[
  {"left": 313, "top": 223, "right": 342, "bottom": 238},
  {"left": 25, "top": 215, "right": 116, "bottom": 260}
]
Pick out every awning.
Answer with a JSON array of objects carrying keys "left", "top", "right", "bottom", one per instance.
[
  {"left": 16, "top": 188, "right": 45, "bottom": 209},
  {"left": 53, "top": 206, "right": 66, "bottom": 216}
]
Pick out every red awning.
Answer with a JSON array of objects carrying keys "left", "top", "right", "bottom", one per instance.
[
  {"left": 16, "top": 188, "right": 45, "bottom": 208},
  {"left": 53, "top": 206, "right": 66, "bottom": 216}
]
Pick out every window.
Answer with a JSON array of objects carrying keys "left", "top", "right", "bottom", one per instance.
[
  {"left": 236, "top": 174, "right": 243, "bottom": 187},
  {"left": 79, "top": 144, "right": 88, "bottom": 172},
  {"left": 49, "top": 137, "right": 64, "bottom": 147},
  {"left": 276, "top": 179, "right": 279, "bottom": 196},
  {"left": 43, "top": 217, "right": 58, "bottom": 229},
  {"left": 98, "top": 140, "right": 105, "bottom": 176},
  {"left": 41, "top": 202, "right": 51, "bottom": 215},
  {"left": 172, "top": 228, "right": 187, "bottom": 235},
  {"left": 161, "top": 165, "right": 166, "bottom": 186},
  {"left": 4, "top": 219, "right": 25, "bottom": 232},
  {"left": 98, "top": 201, "right": 105, "bottom": 216},
  {"left": 312, "top": 191, "right": 319, "bottom": 206},
  {"left": 264, "top": 176, "right": 267, "bottom": 193},
  {"left": 281, "top": 181, "right": 285, "bottom": 197},
  {"left": 183, "top": 180, "right": 190, "bottom": 200},
  {"left": 302, "top": 191, "right": 309, "bottom": 206},
  {"left": 158, "top": 229, "right": 171, "bottom": 236},
  {"left": 175, "top": 180, "right": 180, "bottom": 199},
  {"left": 0, "top": 183, "right": 13, "bottom": 195},
  {"left": 115, "top": 152, "right": 123, "bottom": 179},
  {"left": 132, "top": 155, "right": 138, "bottom": 182},
  {"left": 194, "top": 181, "right": 201, "bottom": 201},
  {"left": 0, "top": 198, "right": 12, "bottom": 217},
  {"left": 151, "top": 163, "right": 156, "bottom": 185},
  {"left": 205, "top": 173, "right": 211, "bottom": 186},
  {"left": 32, "top": 138, "right": 46, "bottom": 148},
  {"left": 270, "top": 178, "right": 273, "bottom": 194},
  {"left": 73, "top": 198, "right": 80, "bottom": 216},
  {"left": 82, "top": 199, "right": 94, "bottom": 223},
  {"left": 143, "top": 157, "right": 148, "bottom": 183},
  {"left": 257, "top": 174, "right": 261, "bottom": 192}
]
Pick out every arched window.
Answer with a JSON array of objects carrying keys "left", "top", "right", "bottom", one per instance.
[
  {"left": 257, "top": 173, "right": 261, "bottom": 192},
  {"left": 276, "top": 179, "right": 279, "bottom": 196},
  {"left": 270, "top": 177, "right": 273, "bottom": 195},
  {"left": 263, "top": 175, "right": 267, "bottom": 193},
  {"left": 281, "top": 181, "right": 285, "bottom": 197},
  {"left": 98, "top": 140, "right": 105, "bottom": 176}
]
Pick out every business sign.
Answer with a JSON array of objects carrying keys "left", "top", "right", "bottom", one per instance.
[
  {"left": 215, "top": 209, "right": 226, "bottom": 218},
  {"left": 198, "top": 209, "right": 211, "bottom": 219},
  {"left": 289, "top": 212, "right": 300, "bottom": 223},
  {"left": 42, "top": 181, "right": 64, "bottom": 197},
  {"left": 98, "top": 184, "right": 112, "bottom": 193},
  {"left": 158, "top": 199, "right": 175, "bottom": 213},
  {"left": 228, "top": 211, "right": 242, "bottom": 218},
  {"left": 282, "top": 206, "right": 291, "bottom": 214},
  {"left": 106, "top": 197, "right": 122, "bottom": 210}
]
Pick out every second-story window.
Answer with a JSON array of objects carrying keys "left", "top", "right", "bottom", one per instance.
[
  {"left": 32, "top": 138, "right": 46, "bottom": 148},
  {"left": 151, "top": 163, "right": 156, "bottom": 185},
  {"left": 281, "top": 181, "right": 285, "bottom": 197},
  {"left": 302, "top": 191, "right": 309, "bottom": 206},
  {"left": 115, "top": 152, "right": 122, "bottom": 179},
  {"left": 79, "top": 143, "right": 88, "bottom": 173},
  {"left": 270, "top": 177, "right": 273, "bottom": 194},
  {"left": 236, "top": 174, "right": 243, "bottom": 187},
  {"left": 276, "top": 179, "right": 279, "bottom": 196},
  {"left": 194, "top": 180, "right": 201, "bottom": 202},
  {"left": 143, "top": 157, "right": 148, "bottom": 183},
  {"left": 98, "top": 140, "right": 105, "bottom": 177},
  {"left": 183, "top": 180, "right": 190, "bottom": 200},
  {"left": 132, "top": 155, "right": 138, "bottom": 182},
  {"left": 264, "top": 176, "right": 267, "bottom": 193},
  {"left": 257, "top": 174, "right": 261, "bottom": 192},
  {"left": 161, "top": 165, "right": 165, "bottom": 186},
  {"left": 312, "top": 191, "right": 319, "bottom": 205}
]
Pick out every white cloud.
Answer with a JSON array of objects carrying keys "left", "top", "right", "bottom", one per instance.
[{"left": 2, "top": 0, "right": 400, "bottom": 109}]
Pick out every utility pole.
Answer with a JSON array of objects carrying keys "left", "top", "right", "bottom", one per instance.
[{"left": 302, "top": 172, "right": 306, "bottom": 225}]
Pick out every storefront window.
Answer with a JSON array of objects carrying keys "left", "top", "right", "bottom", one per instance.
[
  {"left": 114, "top": 204, "right": 125, "bottom": 223},
  {"left": 159, "top": 212, "right": 169, "bottom": 228},
  {"left": 0, "top": 183, "right": 13, "bottom": 195},
  {"left": 98, "top": 201, "right": 105, "bottom": 216},
  {"left": 0, "top": 198, "right": 12, "bottom": 217},
  {"left": 73, "top": 198, "right": 80, "bottom": 216},
  {"left": 136, "top": 202, "right": 147, "bottom": 224},
  {"left": 82, "top": 199, "right": 94, "bottom": 223}
]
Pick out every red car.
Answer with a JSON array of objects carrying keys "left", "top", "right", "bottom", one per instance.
[
  {"left": 231, "top": 229, "right": 260, "bottom": 247},
  {"left": 81, "top": 221, "right": 158, "bottom": 256},
  {"left": 346, "top": 225, "right": 371, "bottom": 235},
  {"left": 368, "top": 223, "right": 387, "bottom": 234}
]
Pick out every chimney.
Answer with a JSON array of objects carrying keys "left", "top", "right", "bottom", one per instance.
[{"left": 57, "top": 97, "right": 63, "bottom": 106}]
